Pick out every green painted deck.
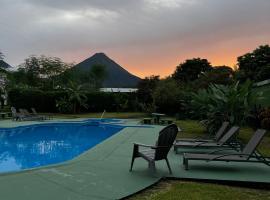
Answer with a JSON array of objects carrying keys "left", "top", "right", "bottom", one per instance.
[{"left": 0, "top": 120, "right": 269, "bottom": 200}]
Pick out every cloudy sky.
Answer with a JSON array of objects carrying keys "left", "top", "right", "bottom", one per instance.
[{"left": 1, "top": 0, "right": 270, "bottom": 77}]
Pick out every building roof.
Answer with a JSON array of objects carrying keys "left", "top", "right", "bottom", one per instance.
[{"left": 100, "top": 88, "right": 138, "bottom": 93}]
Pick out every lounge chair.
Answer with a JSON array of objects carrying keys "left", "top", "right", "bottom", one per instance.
[
  {"left": 31, "top": 108, "right": 51, "bottom": 120},
  {"left": 19, "top": 109, "right": 43, "bottom": 121},
  {"left": 11, "top": 107, "right": 25, "bottom": 121},
  {"left": 174, "top": 126, "right": 240, "bottom": 152},
  {"left": 176, "top": 121, "right": 230, "bottom": 143},
  {"left": 130, "top": 124, "right": 178, "bottom": 174},
  {"left": 183, "top": 129, "right": 270, "bottom": 170}
]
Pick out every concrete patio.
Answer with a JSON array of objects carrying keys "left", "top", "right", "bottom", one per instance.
[{"left": 0, "top": 120, "right": 269, "bottom": 200}]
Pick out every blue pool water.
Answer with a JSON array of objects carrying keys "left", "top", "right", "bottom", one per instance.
[{"left": 0, "top": 122, "right": 123, "bottom": 173}]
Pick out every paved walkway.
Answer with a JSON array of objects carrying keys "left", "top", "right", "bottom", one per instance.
[{"left": 0, "top": 120, "right": 269, "bottom": 199}]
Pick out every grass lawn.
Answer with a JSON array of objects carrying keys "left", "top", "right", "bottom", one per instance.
[
  {"left": 52, "top": 112, "right": 270, "bottom": 200},
  {"left": 128, "top": 180, "right": 270, "bottom": 200}
]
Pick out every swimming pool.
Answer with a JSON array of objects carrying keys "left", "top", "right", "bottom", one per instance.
[{"left": 0, "top": 122, "right": 124, "bottom": 173}]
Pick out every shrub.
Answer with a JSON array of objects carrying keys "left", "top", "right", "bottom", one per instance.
[
  {"left": 56, "top": 97, "right": 73, "bottom": 113},
  {"left": 189, "top": 81, "right": 258, "bottom": 134},
  {"left": 8, "top": 88, "right": 140, "bottom": 113},
  {"left": 153, "top": 79, "right": 181, "bottom": 114},
  {"left": 259, "top": 108, "right": 270, "bottom": 130},
  {"left": 8, "top": 88, "right": 66, "bottom": 112}
]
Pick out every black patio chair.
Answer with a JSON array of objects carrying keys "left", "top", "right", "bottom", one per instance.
[
  {"left": 183, "top": 129, "right": 270, "bottom": 170},
  {"left": 129, "top": 124, "right": 178, "bottom": 174}
]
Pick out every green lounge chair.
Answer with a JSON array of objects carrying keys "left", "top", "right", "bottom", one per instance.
[
  {"left": 176, "top": 121, "right": 230, "bottom": 143},
  {"left": 31, "top": 108, "right": 50, "bottom": 120},
  {"left": 183, "top": 129, "right": 270, "bottom": 170},
  {"left": 19, "top": 109, "right": 43, "bottom": 121},
  {"left": 130, "top": 124, "right": 178, "bottom": 174},
  {"left": 11, "top": 107, "right": 25, "bottom": 121},
  {"left": 174, "top": 126, "right": 240, "bottom": 152}
]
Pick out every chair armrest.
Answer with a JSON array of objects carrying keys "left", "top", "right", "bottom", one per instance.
[
  {"left": 208, "top": 148, "right": 237, "bottom": 154},
  {"left": 133, "top": 143, "right": 168, "bottom": 149},
  {"left": 209, "top": 153, "right": 250, "bottom": 161},
  {"left": 133, "top": 143, "right": 155, "bottom": 148},
  {"left": 193, "top": 141, "right": 212, "bottom": 147}
]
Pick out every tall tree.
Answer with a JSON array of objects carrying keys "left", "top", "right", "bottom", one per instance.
[
  {"left": 237, "top": 44, "right": 270, "bottom": 81},
  {"left": 137, "top": 75, "right": 160, "bottom": 104},
  {"left": 194, "top": 65, "right": 234, "bottom": 88},
  {"left": 0, "top": 51, "right": 4, "bottom": 60},
  {"left": 172, "top": 58, "right": 212, "bottom": 82},
  {"left": 66, "top": 81, "right": 88, "bottom": 113},
  {"left": 15, "top": 55, "right": 72, "bottom": 89},
  {"left": 88, "top": 64, "right": 107, "bottom": 88}
]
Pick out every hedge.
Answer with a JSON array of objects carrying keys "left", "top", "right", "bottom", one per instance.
[
  {"left": 8, "top": 88, "right": 66, "bottom": 112},
  {"left": 8, "top": 88, "right": 140, "bottom": 113}
]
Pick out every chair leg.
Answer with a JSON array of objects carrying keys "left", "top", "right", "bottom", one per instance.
[
  {"left": 129, "top": 156, "right": 136, "bottom": 172},
  {"left": 173, "top": 145, "right": 177, "bottom": 154},
  {"left": 165, "top": 158, "right": 172, "bottom": 174},
  {"left": 183, "top": 158, "right": 189, "bottom": 170},
  {"left": 130, "top": 144, "right": 139, "bottom": 172},
  {"left": 148, "top": 161, "right": 156, "bottom": 173}
]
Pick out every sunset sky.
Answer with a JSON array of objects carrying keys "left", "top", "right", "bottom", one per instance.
[{"left": 1, "top": 0, "right": 270, "bottom": 78}]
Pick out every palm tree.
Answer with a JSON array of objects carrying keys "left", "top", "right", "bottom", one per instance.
[{"left": 66, "top": 81, "right": 88, "bottom": 113}]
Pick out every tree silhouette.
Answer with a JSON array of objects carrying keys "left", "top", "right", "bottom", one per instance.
[
  {"left": 237, "top": 44, "right": 270, "bottom": 81},
  {"left": 0, "top": 51, "right": 4, "bottom": 60},
  {"left": 172, "top": 58, "right": 212, "bottom": 82}
]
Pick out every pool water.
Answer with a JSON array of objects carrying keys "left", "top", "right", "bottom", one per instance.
[{"left": 0, "top": 123, "right": 123, "bottom": 173}]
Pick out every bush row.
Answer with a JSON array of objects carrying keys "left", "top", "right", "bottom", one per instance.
[{"left": 8, "top": 88, "right": 140, "bottom": 113}]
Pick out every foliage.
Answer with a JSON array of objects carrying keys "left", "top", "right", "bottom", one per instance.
[
  {"left": 256, "top": 64, "right": 270, "bottom": 82},
  {"left": 259, "top": 107, "right": 270, "bottom": 130},
  {"left": 88, "top": 64, "right": 107, "bottom": 88},
  {"left": 137, "top": 75, "right": 160, "bottom": 104},
  {"left": 246, "top": 105, "right": 264, "bottom": 130},
  {"left": 253, "top": 84, "right": 270, "bottom": 107},
  {"left": 193, "top": 66, "right": 234, "bottom": 89},
  {"left": 55, "top": 97, "right": 73, "bottom": 114},
  {"left": 138, "top": 102, "right": 156, "bottom": 114},
  {"left": 0, "top": 51, "right": 4, "bottom": 60},
  {"left": 153, "top": 78, "right": 181, "bottom": 114},
  {"left": 9, "top": 55, "right": 72, "bottom": 89},
  {"left": 189, "top": 81, "right": 258, "bottom": 133},
  {"left": 8, "top": 87, "right": 141, "bottom": 113},
  {"left": 237, "top": 45, "right": 270, "bottom": 82},
  {"left": 8, "top": 88, "right": 66, "bottom": 112},
  {"left": 65, "top": 81, "right": 88, "bottom": 113},
  {"left": 172, "top": 58, "right": 212, "bottom": 83}
]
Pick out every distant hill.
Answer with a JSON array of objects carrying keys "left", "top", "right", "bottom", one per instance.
[
  {"left": 0, "top": 60, "right": 12, "bottom": 69},
  {"left": 73, "top": 53, "right": 141, "bottom": 88}
]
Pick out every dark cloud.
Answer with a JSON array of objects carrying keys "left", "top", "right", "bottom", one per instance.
[{"left": 0, "top": 0, "right": 270, "bottom": 76}]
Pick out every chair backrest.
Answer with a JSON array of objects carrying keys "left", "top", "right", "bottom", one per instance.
[
  {"left": 11, "top": 107, "right": 17, "bottom": 117},
  {"left": 214, "top": 122, "right": 230, "bottom": 141},
  {"left": 31, "top": 108, "right": 37, "bottom": 115},
  {"left": 155, "top": 124, "right": 178, "bottom": 160},
  {"left": 242, "top": 129, "right": 266, "bottom": 156},
  {"left": 218, "top": 126, "right": 239, "bottom": 145},
  {"left": 19, "top": 109, "right": 26, "bottom": 115},
  {"left": 23, "top": 109, "right": 30, "bottom": 115}
]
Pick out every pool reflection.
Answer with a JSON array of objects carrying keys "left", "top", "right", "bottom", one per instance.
[{"left": 0, "top": 124, "right": 122, "bottom": 173}]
